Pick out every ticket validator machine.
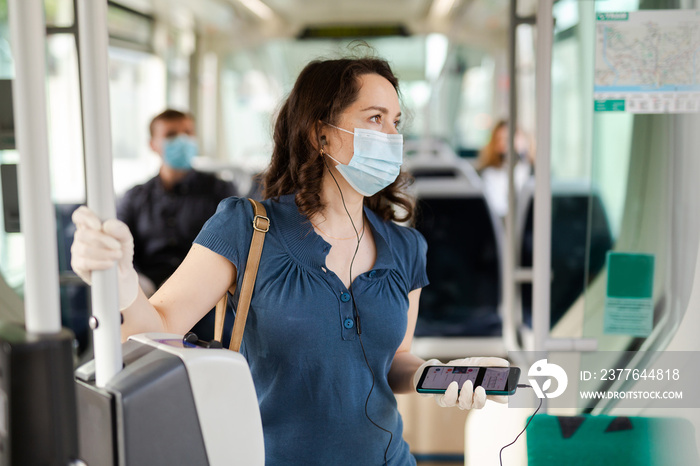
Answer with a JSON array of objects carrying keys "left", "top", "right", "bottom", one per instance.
[{"left": 4, "top": 1, "right": 264, "bottom": 464}]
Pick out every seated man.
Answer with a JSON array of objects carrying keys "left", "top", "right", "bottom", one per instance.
[{"left": 117, "top": 109, "right": 237, "bottom": 339}]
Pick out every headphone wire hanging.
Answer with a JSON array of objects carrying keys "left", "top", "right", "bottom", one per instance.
[{"left": 322, "top": 151, "right": 393, "bottom": 466}]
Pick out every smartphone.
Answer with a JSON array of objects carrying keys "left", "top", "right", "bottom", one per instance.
[{"left": 416, "top": 365, "right": 521, "bottom": 396}]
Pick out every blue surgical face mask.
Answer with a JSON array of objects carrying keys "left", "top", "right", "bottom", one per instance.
[
  {"left": 163, "top": 134, "right": 198, "bottom": 170},
  {"left": 324, "top": 124, "right": 403, "bottom": 197}
]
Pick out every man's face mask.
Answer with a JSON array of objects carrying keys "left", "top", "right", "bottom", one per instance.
[
  {"left": 163, "top": 134, "right": 198, "bottom": 170},
  {"left": 323, "top": 124, "right": 403, "bottom": 197}
]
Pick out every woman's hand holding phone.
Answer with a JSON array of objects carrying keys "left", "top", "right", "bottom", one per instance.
[{"left": 413, "top": 357, "right": 511, "bottom": 410}]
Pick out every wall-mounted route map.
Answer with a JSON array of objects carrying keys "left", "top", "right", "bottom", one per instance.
[{"left": 594, "top": 10, "right": 700, "bottom": 113}]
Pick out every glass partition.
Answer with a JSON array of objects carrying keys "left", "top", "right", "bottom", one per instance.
[{"left": 548, "top": 0, "right": 700, "bottom": 412}]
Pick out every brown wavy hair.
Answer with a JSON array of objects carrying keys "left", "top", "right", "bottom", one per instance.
[
  {"left": 262, "top": 57, "right": 415, "bottom": 223},
  {"left": 477, "top": 119, "right": 508, "bottom": 171}
]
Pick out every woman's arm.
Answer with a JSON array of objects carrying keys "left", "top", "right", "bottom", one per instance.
[
  {"left": 388, "top": 288, "right": 426, "bottom": 394},
  {"left": 120, "top": 244, "right": 236, "bottom": 341}
]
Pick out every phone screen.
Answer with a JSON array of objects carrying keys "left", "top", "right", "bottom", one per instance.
[{"left": 420, "top": 366, "right": 512, "bottom": 392}]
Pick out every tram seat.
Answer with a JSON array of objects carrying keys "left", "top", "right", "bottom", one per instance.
[
  {"left": 404, "top": 139, "right": 505, "bottom": 359},
  {"left": 516, "top": 179, "right": 613, "bottom": 329}
]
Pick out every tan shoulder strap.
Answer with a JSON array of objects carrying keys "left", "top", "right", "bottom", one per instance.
[{"left": 214, "top": 198, "right": 269, "bottom": 351}]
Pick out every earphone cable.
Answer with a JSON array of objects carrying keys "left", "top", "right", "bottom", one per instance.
[
  {"left": 323, "top": 154, "right": 393, "bottom": 466},
  {"left": 499, "top": 385, "right": 542, "bottom": 466}
]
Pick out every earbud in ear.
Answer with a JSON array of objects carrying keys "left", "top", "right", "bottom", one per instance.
[{"left": 320, "top": 135, "right": 327, "bottom": 146}]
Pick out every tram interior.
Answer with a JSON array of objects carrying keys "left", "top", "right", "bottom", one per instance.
[{"left": 2, "top": 0, "right": 700, "bottom": 464}]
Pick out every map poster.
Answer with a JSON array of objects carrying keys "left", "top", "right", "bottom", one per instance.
[{"left": 594, "top": 10, "right": 700, "bottom": 114}]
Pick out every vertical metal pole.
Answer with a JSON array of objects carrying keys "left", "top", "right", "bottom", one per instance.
[
  {"left": 76, "top": 0, "right": 123, "bottom": 387},
  {"left": 533, "top": 0, "right": 554, "bottom": 353},
  {"left": 7, "top": 0, "right": 62, "bottom": 334},
  {"left": 501, "top": 0, "right": 519, "bottom": 354}
]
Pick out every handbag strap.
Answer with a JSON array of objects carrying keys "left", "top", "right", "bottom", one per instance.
[{"left": 214, "top": 198, "right": 269, "bottom": 351}]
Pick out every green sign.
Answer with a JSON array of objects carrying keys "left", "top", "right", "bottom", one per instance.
[
  {"left": 594, "top": 100, "right": 626, "bottom": 112},
  {"left": 604, "top": 252, "right": 655, "bottom": 337},
  {"left": 596, "top": 12, "right": 629, "bottom": 21}
]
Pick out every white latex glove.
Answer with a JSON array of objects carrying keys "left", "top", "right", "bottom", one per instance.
[
  {"left": 70, "top": 206, "right": 139, "bottom": 310},
  {"left": 413, "top": 357, "right": 510, "bottom": 410}
]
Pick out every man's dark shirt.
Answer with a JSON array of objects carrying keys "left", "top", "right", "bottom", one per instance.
[{"left": 117, "top": 170, "right": 237, "bottom": 288}]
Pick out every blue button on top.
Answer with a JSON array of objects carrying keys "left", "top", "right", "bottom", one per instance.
[
  {"left": 340, "top": 292, "right": 351, "bottom": 302},
  {"left": 344, "top": 318, "right": 355, "bottom": 329},
  {"left": 368, "top": 270, "right": 377, "bottom": 278}
]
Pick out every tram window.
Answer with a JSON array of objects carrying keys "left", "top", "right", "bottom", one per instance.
[
  {"left": 221, "top": 63, "right": 281, "bottom": 170},
  {"left": 0, "top": 1, "right": 20, "bottom": 293},
  {"left": 108, "top": 46, "right": 165, "bottom": 195},
  {"left": 106, "top": 3, "right": 153, "bottom": 49},
  {"left": 551, "top": 4, "right": 633, "bottom": 239},
  {"left": 453, "top": 50, "right": 498, "bottom": 156},
  {"left": 46, "top": 34, "right": 85, "bottom": 204},
  {"left": 218, "top": 35, "right": 507, "bottom": 167},
  {"left": 0, "top": 4, "right": 11, "bottom": 79},
  {"left": 44, "top": 0, "right": 74, "bottom": 28}
]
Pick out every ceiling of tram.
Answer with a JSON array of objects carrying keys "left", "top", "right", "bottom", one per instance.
[
  {"left": 120, "top": 0, "right": 542, "bottom": 46},
  {"left": 263, "top": 0, "right": 432, "bottom": 25}
]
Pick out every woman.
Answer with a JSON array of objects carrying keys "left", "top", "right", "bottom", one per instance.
[
  {"left": 477, "top": 119, "right": 534, "bottom": 218},
  {"left": 71, "top": 56, "right": 503, "bottom": 465}
]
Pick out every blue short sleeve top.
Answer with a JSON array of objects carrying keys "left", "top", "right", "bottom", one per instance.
[{"left": 195, "top": 194, "right": 428, "bottom": 465}]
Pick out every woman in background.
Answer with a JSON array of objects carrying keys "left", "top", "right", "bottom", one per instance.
[{"left": 477, "top": 119, "right": 534, "bottom": 218}]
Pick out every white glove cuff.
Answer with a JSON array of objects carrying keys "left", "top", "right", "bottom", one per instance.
[
  {"left": 413, "top": 358, "right": 442, "bottom": 393},
  {"left": 118, "top": 267, "right": 139, "bottom": 311}
]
